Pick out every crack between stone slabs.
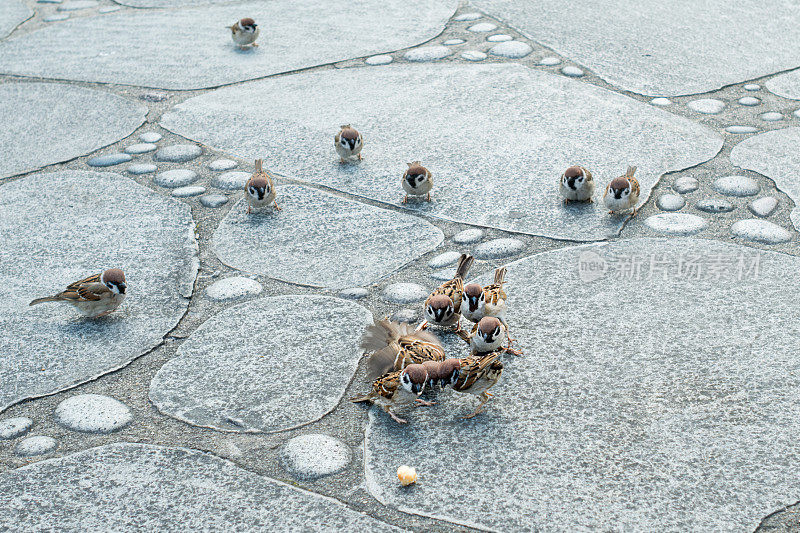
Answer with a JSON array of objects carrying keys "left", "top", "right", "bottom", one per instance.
[
  {"left": 754, "top": 500, "right": 800, "bottom": 532},
  {"left": 0, "top": 11, "right": 33, "bottom": 44},
  {"left": 360, "top": 413, "right": 501, "bottom": 533}
]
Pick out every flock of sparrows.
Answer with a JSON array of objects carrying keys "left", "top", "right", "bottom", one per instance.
[
  {"left": 351, "top": 254, "right": 522, "bottom": 423},
  {"left": 560, "top": 165, "right": 642, "bottom": 215}
]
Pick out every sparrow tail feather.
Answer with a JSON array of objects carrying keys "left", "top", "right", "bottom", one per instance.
[
  {"left": 494, "top": 266, "right": 507, "bottom": 285},
  {"left": 454, "top": 254, "right": 474, "bottom": 279},
  {"left": 29, "top": 296, "right": 60, "bottom": 306}
]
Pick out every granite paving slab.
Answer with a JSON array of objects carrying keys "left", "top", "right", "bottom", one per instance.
[
  {"left": 149, "top": 296, "right": 372, "bottom": 433},
  {"left": 212, "top": 185, "right": 443, "bottom": 288},
  {"left": 365, "top": 238, "right": 800, "bottom": 531},
  {"left": 0, "top": 170, "right": 197, "bottom": 413},
  {"left": 161, "top": 63, "right": 722, "bottom": 241},
  {"left": 730, "top": 127, "right": 800, "bottom": 230},
  {"left": 0, "top": 0, "right": 457, "bottom": 89},
  {"left": 0, "top": 443, "right": 401, "bottom": 532},
  {"left": 471, "top": 0, "right": 800, "bottom": 96},
  {"left": 0, "top": 83, "right": 146, "bottom": 179},
  {"left": 0, "top": 0, "right": 32, "bottom": 38},
  {"left": 765, "top": 71, "right": 800, "bottom": 100}
]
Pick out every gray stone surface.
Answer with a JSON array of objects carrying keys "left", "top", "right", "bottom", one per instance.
[
  {"left": 58, "top": 0, "right": 97, "bottom": 11},
  {"left": 211, "top": 171, "right": 250, "bottom": 190},
  {"left": 766, "top": 70, "right": 800, "bottom": 100},
  {"left": 281, "top": 434, "right": 352, "bottom": 480},
  {"left": 54, "top": 394, "right": 132, "bottom": 433},
  {"left": 87, "top": 153, "right": 132, "bottom": 167},
  {"left": 149, "top": 296, "right": 371, "bottom": 433},
  {"left": 15, "top": 436, "right": 57, "bottom": 457},
  {"left": 43, "top": 13, "right": 69, "bottom": 22},
  {"left": 153, "top": 169, "right": 198, "bottom": 188},
  {"left": 750, "top": 197, "right": 779, "bottom": 218},
  {"left": 0, "top": 417, "right": 32, "bottom": 440},
  {"left": 656, "top": 194, "right": 686, "bottom": 211},
  {"left": 0, "top": 0, "right": 31, "bottom": 39},
  {"left": 0, "top": 444, "right": 400, "bottom": 531},
  {"left": 382, "top": 283, "right": 428, "bottom": 304},
  {"left": 0, "top": 83, "right": 145, "bottom": 179},
  {"left": 471, "top": 0, "right": 800, "bottom": 96},
  {"left": 212, "top": 185, "right": 442, "bottom": 288},
  {"left": 205, "top": 276, "right": 262, "bottom": 301},
  {"left": 452, "top": 228, "right": 484, "bottom": 244},
  {"left": 687, "top": 98, "right": 725, "bottom": 114},
  {"left": 390, "top": 308, "right": 418, "bottom": 323},
  {"left": 712, "top": 175, "right": 760, "bottom": 197},
  {"left": 644, "top": 213, "right": 707, "bottom": 235},
  {"left": 365, "top": 238, "right": 800, "bottom": 531},
  {"left": 730, "top": 127, "right": 800, "bottom": 230},
  {"left": 0, "top": 170, "right": 197, "bottom": 412},
  {"left": 162, "top": 63, "right": 721, "bottom": 241},
  {"left": 154, "top": 144, "right": 202, "bottom": 163},
  {"left": 731, "top": 220, "right": 792, "bottom": 244},
  {"left": 0, "top": 1, "right": 457, "bottom": 89}
]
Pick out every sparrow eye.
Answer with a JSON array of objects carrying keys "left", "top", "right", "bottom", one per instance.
[
  {"left": 479, "top": 293, "right": 485, "bottom": 302},
  {"left": 248, "top": 186, "right": 256, "bottom": 196},
  {"left": 494, "top": 327, "right": 501, "bottom": 336}
]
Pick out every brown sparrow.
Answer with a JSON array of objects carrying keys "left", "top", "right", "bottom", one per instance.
[
  {"left": 29, "top": 268, "right": 126, "bottom": 318},
  {"left": 461, "top": 266, "right": 507, "bottom": 325},
  {"left": 423, "top": 253, "right": 473, "bottom": 330},
  {"left": 603, "top": 166, "right": 640, "bottom": 215},
  {"left": 434, "top": 358, "right": 462, "bottom": 389},
  {"left": 458, "top": 316, "right": 522, "bottom": 356},
  {"left": 401, "top": 161, "right": 433, "bottom": 203},
  {"left": 449, "top": 351, "right": 504, "bottom": 419},
  {"left": 335, "top": 125, "right": 363, "bottom": 163},
  {"left": 360, "top": 318, "right": 445, "bottom": 379},
  {"left": 350, "top": 363, "right": 430, "bottom": 424},
  {"left": 559, "top": 165, "right": 594, "bottom": 203},
  {"left": 245, "top": 159, "right": 279, "bottom": 213},
  {"left": 227, "top": 18, "right": 259, "bottom": 48}
]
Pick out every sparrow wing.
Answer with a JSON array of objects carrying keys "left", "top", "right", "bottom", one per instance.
[
  {"left": 65, "top": 273, "right": 101, "bottom": 290},
  {"left": 366, "top": 346, "right": 400, "bottom": 380},
  {"left": 75, "top": 282, "right": 110, "bottom": 301}
]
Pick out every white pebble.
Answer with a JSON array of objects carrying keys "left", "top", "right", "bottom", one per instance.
[
  {"left": 382, "top": 283, "right": 428, "bottom": 304},
  {"left": 561, "top": 66, "right": 584, "bottom": 77},
  {"left": 473, "top": 238, "right": 525, "bottom": 259},
  {"left": 55, "top": 394, "right": 132, "bottom": 433},
  {"left": 15, "top": 436, "right": 57, "bottom": 456},
  {"left": 207, "top": 159, "right": 238, "bottom": 171},
  {"left": 453, "top": 12, "right": 482, "bottom": 21},
  {"left": 452, "top": 228, "right": 484, "bottom": 244},
  {"left": 366, "top": 54, "right": 393, "bottom": 65},
  {"left": 138, "top": 132, "right": 162, "bottom": 143},
  {"left": 206, "top": 277, "right": 263, "bottom": 301},
  {"left": 489, "top": 41, "right": 533, "bottom": 59},
  {"left": 738, "top": 96, "right": 761, "bottom": 106},
  {"left": 281, "top": 434, "right": 351, "bottom": 480},
  {"left": 468, "top": 22, "right": 497, "bottom": 32},
  {"left": 687, "top": 98, "right": 725, "bottom": 114},
  {"left": 760, "top": 112, "right": 783, "bottom": 122},
  {"left": 442, "top": 39, "right": 465, "bottom": 46},
  {"left": 726, "top": 125, "right": 759, "bottom": 134},
  {"left": 428, "top": 251, "right": 463, "bottom": 269},
  {"left": 749, "top": 197, "right": 779, "bottom": 218},
  {"left": 538, "top": 56, "right": 561, "bottom": 66},
  {"left": 487, "top": 34, "right": 513, "bottom": 42},
  {"left": 461, "top": 50, "right": 487, "bottom": 61},
  {"left": 731, "top": 220, "right": 791, "bottom": 244},
  {"left": 0, "top": 417, "right": 33, "bottom": 440},
  {"left": 645, "top": 213, "right": 708, "bottom": 235},
  {"left": 404, "top": 46, "right": 451, "bottom": 62},
  {"left": 743, "top": 84, "right": 761, "bottom": 91},
  {"left": 650, "top": 97, "right": 672, "bottom": 106}
]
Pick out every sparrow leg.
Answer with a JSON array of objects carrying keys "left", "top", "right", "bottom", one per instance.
[
  {"left": 415, "top": 399, "right": 436, "bottom": 406},
  {"left": 401, "top": 195, "right": 408, "bottom": 204},
  {"left": 587, "top": 198, "right": 594, "bottom": 203},
  {"left": 419, "top": 321, "right": 429, "bottom": 330},
  {"left": 608, "top": 210, "right": 614, "bottom": 215},
  {"left": 503, "top": 345, "right": 524, "bottom": 357},
  {"left": 630, "top": 208, "right": 638, "bottom": 217},
  {"left": 340, "top": 157, "right": 346, "bottom": 164},
  {"left": 247, "top": 205, "right": 252, "bottom": 214},
  {"left": 95, "top": 310, "right": 114, "bottom": 318},
  {"left": 357, "top": 153, "right": 363, "bottom": 161},
  {"left": 272, "top": 202, "right": 282, "bottom": 212},
  {"left": 563, "top": 198, "right": 570, "bottom": 205},
  {"left": 426, "top": 193, "right": 431, "bottom": 202},
  {"left": 252, "top": 43, "right": 259, "bottom": 47},
  {"left": 384, "top": 406, "right": 407, "bottom": 424},
  {"left": 462, "top": 393, "right": 491, "bottom": 419}
]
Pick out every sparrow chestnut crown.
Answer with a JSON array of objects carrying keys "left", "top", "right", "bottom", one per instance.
[
  {"left": 340, "top": 127, "right": 359, "bottom": 140},
  {"left": 477, "top": 316, "right": 502, "bottom": 334},
  {"left": 609, "top": 177, "right": 630, "bottom": 190},
  {"left": 402, "top": 363, "right": 428, "bottom": 384},
  {"left": 101, "top": 268, "right": 126, "bottom": 285},
  {"left": 464, "top": 283, "right": 483, "bottom": 298},
  {"left": 564, "top": 166, "right": 583, "bottom": 178},
  {"left": 428, "top": 294, "right": 453, "bottom": 309}
]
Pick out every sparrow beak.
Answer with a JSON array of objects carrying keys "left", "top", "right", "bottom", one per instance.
[{"left": 118, "top": 283, "right": 126, "bottom": 294}]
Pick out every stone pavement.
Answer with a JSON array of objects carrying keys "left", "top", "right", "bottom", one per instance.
[{"left": 0, "top": 1, "right": 799, "bottom": 531}]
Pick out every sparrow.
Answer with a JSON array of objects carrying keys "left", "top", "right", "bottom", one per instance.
[
  {"left": 559, "top": 165, "right": 594, "bottom": 203},
  {"left": 457, "top": 316, "right": 522, "bottom": 356},
  {"left": 603, "top": 166, "right": 640, "bottom": 215},
  {"left": 245, "top": 159, "right": 280, "bottom": 213},
  {"left": 350, "top": 363, "right": 430, "bottom": 424},
  {"left": 335, "top": 125, "right": 363, "bottom": 163},
  {"left": 434, "top": 358, "right": 462, "bottom": 389},
  {"left": 29, "top": 268, "right": 127, "bottom": 318},
  {"left": 360, "top": 318, "right": 445, "bottom": 379},
  {"left": 227, "top": 18, "right": 259, "bottom": 48},
  {"left": 423, "top": 253, "right": 474, "bottom": 331},
  {"left": 401, "top": 161, "right": 433, "bottom": 203},
  {"left": 461, "top": 266, "right": 508, "bottom": 325},
  {"left": 449, "top": 351, "right": 504, "bottom": 419}
]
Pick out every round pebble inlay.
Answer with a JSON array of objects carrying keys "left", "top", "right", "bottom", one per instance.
[
  {"left": 538, "top": 56, "right": 561, "bottom": 66},
  {"left": 672, "top": 176, "right": 699, "bottom": 194},
  {"left": 726, "top": 126, "right": 759, "bottom": 134},
  {"left": 338, "top": 287, "right": 368, "bottom": 300},
  {"left": 696, "top": 198, "right": 735, "bottom": 213},
  {"left": 738, "top": 96, "right": 760, "bottom": 106},
  {"left": 712, "top": 175, "right": 759, "bottom": 197},
  {"left": 212, "top": 171, "right": 250, "bottom": 190},
  {"left": 731, "top": 219, "right": 791, "bottom": 244},
  {"left": 744, "top": 84, "right": 761, "bottom": 91},
  {"left": 200, "top": 194, "right": 228, "bottom": 208},
  {"left": 125, "top": 143, "right": 157, "bottom": 154},
  {"left": 87, "top": 153, "right": 132, "bottom": 167},
  {"left": 760, "top": 112, "right": 783, "bottom": 122},
  {"left": 15, "top": 436, "right": 57, "bottom": 456},
  {"left": 656, "top": 194, "right": 686, "bottom": 211},
  {"left": 154, "top": 169, "right": 198, "bottom": 188},
  {"left": 489, "top": 41, "right": 533, "bottom": 58},
  {"left": 452, "top": 228, "right": 484, "bottom": 244},
  {"left": 561, "top": 66, "right": 584, "bottom": 77},
  {"left": 473, "top": 238, "right": 525, "bottom": 259},
  {"left": 749, "top": 197, "right": 778, "bottom": 218},
  {"left": 461, "top": 51, "right": 487, "bottom": 61},
  {"left": 154, "top": 144, "right": 202, "bottom": 163},
  {"left": 487, "top": 34, "right": 513, "bottom": 42},
  {"left": 172, "top": 186, "right": 206, "bottom": 198},
  {"left": 442, "top": 39, "right": 465, "bottom": 46},
  {"left": 139, "top": 132, "right": 162, "bottom": 143},
  {"left": 644, "top": 213, "right": 708, "bottom": 235},
  {"left": 428, "top": 251, "right": 462, "bottom": 269},
  {"left": 54, "top": 394, "right": 132, "bottom": 433},
  {"left": 468, "top": 22, "right": 497, "bottom": 32},
  {"left": 404, "top": 46, "right": 451, "bottom": 62},
  {"left": 382, "top": 283, "right": 428, "bottom": 304},
  {"left": 281, "top": 434, "right": 352, "bottom": 480},
  {"left": 127, "top": 163, "right": 157, "bottom": 175},
  {"left": 206, "top": 277, "right": 262, "bottom": 301},
  {"left": 366, "top": 54, "right": 393, "bottom": 65},
  {"left": 391, "top": 308, "right": 418, "bottom": 323},
  {"left": 208, "top": 159, "right": 237, "bottom": 171},
  {"left": 453, "top": 12, "right": 482, "bottom": 21},
  {"left": 0, "top": 417, "right": 33, "bottom": 440},
  {"left": 687, "top": 98, "right": 725, "bottom": 114},
  {"left": 650, "top": 97, "right": 672, "bottom": 106}
]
